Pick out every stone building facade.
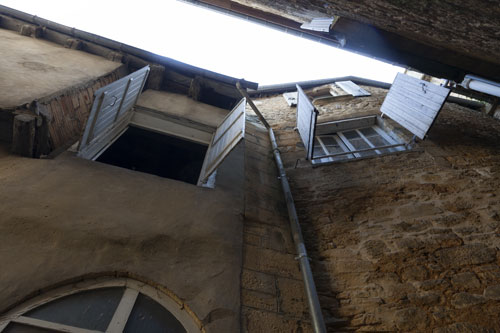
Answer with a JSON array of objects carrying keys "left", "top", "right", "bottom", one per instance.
[
  {"left": 1, "top": 4, "right": 500, "bottom": 333},
  {"left": 250, "top": 85, "right": 500, "bottom": 332},
  {"left": 0, "top": 6, "right": 310, "bottom": 333}
]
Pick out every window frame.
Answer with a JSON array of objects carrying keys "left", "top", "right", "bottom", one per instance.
[
  {"left": 76, "top": 66, "right": 246, "bottom": 188},
  {"left": 0, "top": 278, "right": 201, "bottom": 333},
  {"left": 312, "top": 122, "right": 408, "bottom": 165},
  {"left": 296, "top": 74, "right": 451, "bottom": 165}
]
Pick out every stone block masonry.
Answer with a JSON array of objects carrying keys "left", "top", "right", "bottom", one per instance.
[
  {"left": 241, "top": 120, "right": 314, "bottom": 332},
  {"left": 252, "top": 86, "right": 500, "bottom": 332}
]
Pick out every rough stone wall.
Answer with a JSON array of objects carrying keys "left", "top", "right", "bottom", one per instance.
[
  {"left": 233, "top": 0, "right": 500, "bottom": 66},
  {"left": 252, "top": 87, "right": 500, "bottom": 332},
  {"left": 241, "top": 120, "right": 313, "bottom": 332}
]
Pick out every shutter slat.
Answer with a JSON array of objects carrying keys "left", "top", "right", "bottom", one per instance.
[
  {"left": 296, "top": 85, "right": 318, "bottom": 160},
  {"left": 197, "top": 98, "right": 246, "bottom": 186},
  {"left": 283, "top": 92, "right": 298, "bottom": 106},
  {"left": 300, "top": 17, "right": 335, "bottom": 32},
  {"left": 381, "top": 73, "right": 450, "bottom": 140},
  {"left": 78, "top": 66, "right": 150, "bottom": 159},
  {"left": 335, "top": 81, "right": 371, "bottom": 97}
]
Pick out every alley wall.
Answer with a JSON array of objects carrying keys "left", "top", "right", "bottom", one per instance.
[
  {"left": 241, "top": 120, "right": 313, "bottom": 332},
  {"left": 254, "top": 86, "right": 500, "bottom": 332},
  {"left": 0, "top": 133, "right": 245, "bottom": 333}
]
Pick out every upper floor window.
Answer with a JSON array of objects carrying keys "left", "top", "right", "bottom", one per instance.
[
  {"left": 296, "top": 73, "right": 451, "bottom": 165},
  {"left": 313, "top": 123, "right": 405, "bottom": 164},
  {"left": 74, "top": 66, "right": 245, "bottom": 187}
]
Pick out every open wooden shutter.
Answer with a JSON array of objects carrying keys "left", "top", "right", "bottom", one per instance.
[
  {"left": 77, "top": 66, "right": 150, "bottom": 159},
  {"left": 296, "top": 84, "right": 318, "bottom": 160},
  {"left": 335, "top": 81, "right": 371, "bottom": 97},
  {"left": 197, "top": 98, "right": 246, "bottom": 186},
  {"left": 381, "top": 73, "right": 450, "bottom": 140},
  {"left": 283, "top": 92, "right": 298, "bottom": 106},
  {"left": 300, "top": 17, "right": 336, "bottom": 32}
]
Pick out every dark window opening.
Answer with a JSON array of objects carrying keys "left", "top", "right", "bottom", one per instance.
[
  {"left": 96, "top": 126, "right": 207, "bottom": 185},
  {"left": 197, "top": 87, "right": 238, "bottom": 110},
  {"left": 125, "top": 293, "right": 186, "bottom": 333},
  {"left": 24, "top": 288, "right": 124, "bottom": 331}
]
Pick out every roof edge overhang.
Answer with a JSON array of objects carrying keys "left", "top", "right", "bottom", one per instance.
[
  {"left": 249, "top": 76, "right": 484, "bottom": 111},
  {"left": 180, "top": 0, "right": 500, "bottom": 85},
  {"left": 178, "top": 0, "right": 346, "bottom": 48},
  {"left": 250, "top": 76, "right": 391, "bottom": 95},
  {"left": 0, "top": 4, "right": 258, "bottom": 90}
]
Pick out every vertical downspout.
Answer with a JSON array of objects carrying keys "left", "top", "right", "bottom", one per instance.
[{"left": 236, "top": 83, "right": 327, "bottom": 333}]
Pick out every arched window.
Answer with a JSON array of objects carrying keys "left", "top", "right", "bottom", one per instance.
[{"left": 0, "top": 278, "right": 200, "bottom": 333}]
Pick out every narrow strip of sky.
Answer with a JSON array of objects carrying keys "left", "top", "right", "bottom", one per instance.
[{"left": 0, "top": 0, "right": 403, "bottom": 85}]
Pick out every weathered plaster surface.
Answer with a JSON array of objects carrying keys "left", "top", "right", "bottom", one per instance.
[
  {"left": 136, "top": 90, "right": 229, "bottom": 128},
  {"left": 0, "top": 141, "right": 245, "bottom": 332},
  {"left": 254, "top": 87, "right": 500, "bottom": 331},
  {"left": 0, "top": 29, "right": 121, "bottom": 108},
  {"left": 233, "top": 0, "right": 500, "bottom": 65}
]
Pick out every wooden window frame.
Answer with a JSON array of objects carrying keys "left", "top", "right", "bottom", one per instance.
[
  {"left": 313, "top": 135, "right": 354, "bottom": 164},
  {"left": 76, "top": 65, "right": 245, "bottom": 188},
  {"left": 306, "top": 73, "right": 450, "bottom": 165},
  {"left": 312, "top": 124, "right": 407, "bottom": 165},
  {"left": 0, "top": 278, "right": 201, "bottom": 333},
  {"left": 78, "top": 98, "right": 245, "bottom": 188}
]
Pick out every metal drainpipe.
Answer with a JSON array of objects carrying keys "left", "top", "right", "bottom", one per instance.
[{"left": 236, "top": 83, "right": 327, "bottom": 333}]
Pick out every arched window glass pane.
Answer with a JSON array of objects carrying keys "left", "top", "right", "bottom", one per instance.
[
  {"left": 124, "top": 293, "right": 186, "bottom": 333},
  {"left": 3, "top": 323, "right": 57, "bottom": 332},
  {"left": 25, "top": 287, "right": 124, "bottom": 331}
]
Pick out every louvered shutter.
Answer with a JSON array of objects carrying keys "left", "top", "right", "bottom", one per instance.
[
  {"left": 296, "top": 84, "right": 318, "bottom": 160},
  {"left": 381, "top": 73, "right": 450, "bottom": 140},
  {"left": 197, "top": 98, "right": 246, "bottom": 186},
  {"left": 77, "top": 66, "right": 150, "bottom": 159}
]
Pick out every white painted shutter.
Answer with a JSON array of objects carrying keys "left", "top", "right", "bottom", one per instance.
[
  {"left": 296, "top": 84, "right": 318, "bottom": 160},
  {"left": 283, "top": 92, "right": 298, "bottom": 106},
  {"left": 77, "top": 66, "right": 150, "bottom": 159},
  {"left": 381, "top": 73, "right": 450, "bottom": 140},
  {"left": 335, "top": 81, "right": 371, "bottom": 97},
  {"left": 300, "top": 17, "right": 335, "bottom": 32},
  {"left": 197, "top": 98, "right": 246, "bottom": 186}
]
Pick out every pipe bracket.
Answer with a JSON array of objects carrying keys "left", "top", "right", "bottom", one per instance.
[{"left": 295, "top": 253, "right": 311, "bottom": 261}]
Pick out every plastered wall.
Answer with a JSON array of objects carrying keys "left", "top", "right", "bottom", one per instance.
[
  {"left": 0, "top": 113, "right": 245, "bottom": 332},
  {"left": 0, "top": 28, "right": 121, "bottom": 109}
]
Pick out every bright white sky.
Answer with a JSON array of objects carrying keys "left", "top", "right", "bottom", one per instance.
[{"left": 0, "top": 0, "right": 404, "bottom": 85}]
